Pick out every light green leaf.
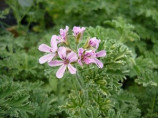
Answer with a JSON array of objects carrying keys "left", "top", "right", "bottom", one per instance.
[{"left": 18, "top": 0, "right": 33, "bottom": 7}]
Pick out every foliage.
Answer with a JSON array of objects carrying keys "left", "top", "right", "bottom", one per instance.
[
  {"left": 5, "top": 0, "right": 48, "bottom": 31},
  {"left": 0, "top": 75, "right": 59, "bottom": 118},
  {"left": 0, "top": 8, "right": 10, "bottom": 19},
  {"left": 0, "top": 0, "right": 158, "bottom": 117}
]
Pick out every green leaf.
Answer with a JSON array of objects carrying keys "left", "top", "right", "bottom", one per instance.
[{"left": 18, "top": 0, "right": 33, "bottom": 7}]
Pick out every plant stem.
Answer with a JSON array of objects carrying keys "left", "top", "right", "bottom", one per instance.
[
  {"left": 75, "top": 71, "right": 84, "bottom": 90},
  {"left": 75, "top": 71, "right": 89, "bottom": 102},
  {"left": 57, "top": 79, "right": 60, "bottom": 105},
  {"left": 151, "top": 92, "right": 156, "bottom": 114}
]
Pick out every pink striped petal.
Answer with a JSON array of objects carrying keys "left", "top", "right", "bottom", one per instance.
[
  {"left": 48, "top": 60, "right": 64, "bottom": 67},
  {"left": 56, "top": 64, "right": 67, "bottom": 78},
  {"left": 60, "top": 26, "right": 69, "bottom": 41},
  {"left": 78, "top": 48, "right": 84, "bottom": 57},
  {"left": 56, "top": 36, "right": 63, "bottom": 44},
  {"left": 89, "top": 37, "right": 100, "bottom": 49},
  {"left": 85, "top": 50, "right": 95, "bottom": 57},
  {"left": 84, "top": 57, "right": 95, "bottom": 64},
  {"left": 68, "top": 64, "right": 77, "bottom": 74},
  {"left": 58, "top": 47, "right": 66, "bottom": 59},
  {"left": 96, "top": 50, "right": 106, "bottom": 57},
  {"left": 67, "top": 51, "right": 78, "bottom": 62},
  {"left": 39, "top": 54, "right": 55, "bottom": 64},
  {"left": 72, "top": 26, "right": 86, "bottom": 37},
  {"left": 38, "top": 44, "right": 52, "bottom": 52},
  {"left": 51, "top": 35, "right": 58, "bottom": 52},
  {"left": 78, "top": 59, "right": 83, "bottom": 66},
  {"left": 94, "top": 58, "right": 104, "bottom": 68}
]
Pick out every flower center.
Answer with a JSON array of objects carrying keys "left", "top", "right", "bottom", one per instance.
[{"left": 64, "top": 59, "right": 69, "bottom": 64}]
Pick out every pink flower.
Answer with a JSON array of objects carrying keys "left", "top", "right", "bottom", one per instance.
[
  {"left": 89, "top": 37, "right": 101, "bottom": 50},
  {"left": 59, "top": 26, "right": 69, "bottom": 44},
  {"left": 78, "top": 48, "right": 95, "bottom": 66},
  {"left": 78, "top": 48, "right": 106, "bottom": 68},
  {"left": 38, "top": 35, "right": 58, "bottom": 64},
  {"left": 48, "top": 47, "right": 78, "bottom": 78},
  {"left": 93, "top": 50, "right": 106, "bottom": 68},
  {"left": 72, "top": 26, "right": 86, "bottom": 42}
]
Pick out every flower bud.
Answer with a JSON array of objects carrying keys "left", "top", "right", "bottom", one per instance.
[
  {"left": 60, "top": 26, "right": 69, "bottom": 45},
  {"left": 72, "top": 26, "right": 86, "bottom": 43}
]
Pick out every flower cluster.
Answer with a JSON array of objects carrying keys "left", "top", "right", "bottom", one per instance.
[{"left": 38, "top": 26, "right": 106, "bottom": 78}]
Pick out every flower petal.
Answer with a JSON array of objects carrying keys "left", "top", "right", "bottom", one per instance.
[
  {"left": 85, "top": 50, "right": 95, "bottom": 57},
  {"left": 58, "top": 47, "right": 66, "bottom": 59},
  {"left": 68, "top": 64, "right": 77, "bottom": 74},
  {"left": 81, "top": 27, "right": 86, "bottom": 32},
  {"left": 56, "top": 36, "right": 63, "bottom": 44},
  {"left": 89, "top": 37, "right": 100, "bottom": 49},
  {"left": 84, "top": 57, "right": 95, "bottom": 64},
  {"left": 72, "top": 26, "right": 86, "bottom": 37},
  {"left": 56, "top": 64, "right": 67, "bottom": 78},
  {"left": 51, "top": 35, "right": 58, "bottom": 52},
  {"left": 67, "top": 51, "right": 78, "bottom": 62},
  {"left": 66, "top": 26, "right": 69, "bottom": 31},
  {"left": 94, "top": 58, "right": 104, "bottom": 68},
  {"left": 48, "top": 60, "right": 64, "bottom": 67},
  {"left": 39, "top": 54, "right": 55, "bottom": 64},
  {"left": 60, "top": 26, "right": 69, "bottom": 36},
  {"left": 78, "top": 48, "right": 84, "bottom": 57},
  {"left": 96, "top": 50, "right": 106, "bottom": 57},
  {"left": 38, "top": 44, "right": 52, "bottom": 52},
  {"left": 78, "top": 59, "right": 83, "bottom": 66}
]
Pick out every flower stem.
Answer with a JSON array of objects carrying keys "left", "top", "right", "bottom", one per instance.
[
  {"left": 75, "top": 71, "right": 89, "bottom": 102},
  {"left": 75, "top": 71, "right": 84, "bottom": 90}
]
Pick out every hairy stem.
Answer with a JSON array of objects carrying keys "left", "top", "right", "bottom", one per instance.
[
  {"left": 75, "top": 71, "right": 89, "bottom": 102},
  {"left": 75, "top": 71, "right": 84, "bottom": 90}
]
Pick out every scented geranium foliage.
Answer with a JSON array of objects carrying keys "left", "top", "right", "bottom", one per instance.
[{"left": 38, "top": 26, "right": 106, "bottom": 78}]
